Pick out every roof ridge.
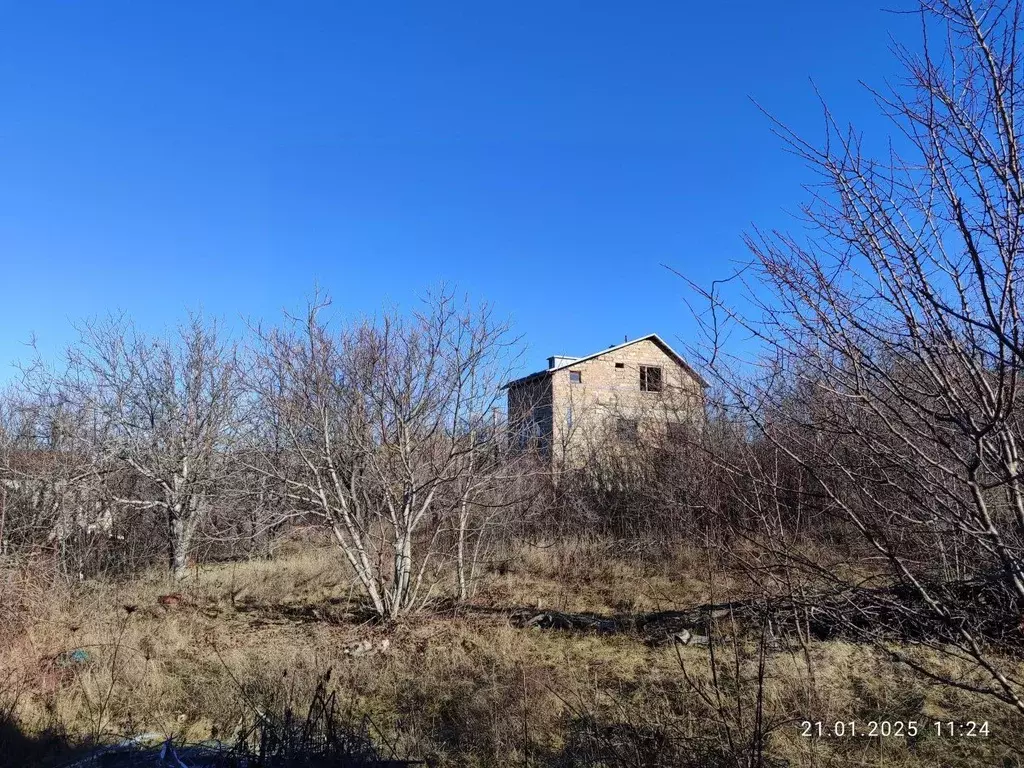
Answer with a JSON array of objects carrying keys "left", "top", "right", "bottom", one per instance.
[{"left": 503, "top": 333, "right": 708, "bottom": 389}]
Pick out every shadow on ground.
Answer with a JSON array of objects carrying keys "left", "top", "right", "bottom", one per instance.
[
  {"left": 0, "top": 715, "right": 90, "bottom": 767},
  {"left": 1, "top": 668, "right": 426, "bottom": 768}
]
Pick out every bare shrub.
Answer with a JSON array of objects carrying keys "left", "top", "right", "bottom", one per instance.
[
  {"left": 246, "top": 289, "right": 524, "bottom": 618},
  {"left": 688, "top": 0, "right": 1024, "bottom": 712},
  {"left": 25, "top": 313, "right": 245, "bottom": 580}
]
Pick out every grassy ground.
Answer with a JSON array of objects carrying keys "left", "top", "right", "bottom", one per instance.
[{"left": 2, "top": 538, "right": 1022, "bottom": 767}]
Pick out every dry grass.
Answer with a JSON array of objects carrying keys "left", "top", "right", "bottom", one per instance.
[{"left": 1, "top": 540, "right": 1023, "bottom": 766}]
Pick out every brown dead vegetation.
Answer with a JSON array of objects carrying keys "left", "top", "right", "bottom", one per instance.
[{"left": 2, "top": 539, "right": 1022, "bottom": 767}]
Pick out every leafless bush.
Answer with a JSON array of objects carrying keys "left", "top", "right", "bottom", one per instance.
[
  {"left": 533, "top": 411, "right": 830, "bottom": 560},
  {"left": 687, "top": 0, "right": 1024, "bottom": 712},
  {"left": 25, "top": 314, "right": 245, "bottom": 580},
  {"left": 245, "top": 289, "right": 527, "bottom": 618}
]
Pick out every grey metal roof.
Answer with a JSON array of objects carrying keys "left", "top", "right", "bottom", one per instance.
[{"left": 503, "top": 333, "right": 708, "bottom": 389}]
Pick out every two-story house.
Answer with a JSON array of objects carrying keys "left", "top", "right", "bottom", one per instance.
[{"left": 505, "top": 334, "right": 706, "bottom": 466}]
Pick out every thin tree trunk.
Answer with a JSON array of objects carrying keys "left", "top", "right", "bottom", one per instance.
[{"left": 457, "top": 493, "right": 470, "bottom": 601}]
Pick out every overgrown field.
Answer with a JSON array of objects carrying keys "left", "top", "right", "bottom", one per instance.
[{"left": 2, "top": 539, "right": 1021, "bottom": 767}]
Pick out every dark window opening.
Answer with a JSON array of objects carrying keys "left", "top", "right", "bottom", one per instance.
[
  {"left": 640, "top": 365, "right": 663, "bottom": 392},
  {"left": 569, "top": 370, "right": 582, "bottom": 384},
  {"left": 616, "top": 418, "right": 638, "bottom": 441},
  {"left": 615, "top": 362, "right": 625, "bottom": 369},
  {"left": 667, "top": 421, "right": 687, "bottom": 441}
]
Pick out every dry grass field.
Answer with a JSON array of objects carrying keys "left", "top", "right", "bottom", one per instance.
[{"left": 2, "top": 538, "right": 1022, "bottom": 767}]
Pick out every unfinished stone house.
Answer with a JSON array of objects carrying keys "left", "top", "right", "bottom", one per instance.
[{"left": 504, "top": 334, "right": 707, "bottom": 466}]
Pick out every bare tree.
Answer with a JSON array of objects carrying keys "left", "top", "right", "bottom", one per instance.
[
  {"left": 0, "top": 390, "right": 21, "bottom": 560},
  {"left": 33, "top": 313, "right": 243, "bottom": 580},
  {"left": 0, "top": 376, "right": 111, "bottom": 577},
  {"left": 687, "top": 0, "right": 1024, "bottom": 711},
  {"left": 247, "top": 290, "right": 521, "bottom": 619}
]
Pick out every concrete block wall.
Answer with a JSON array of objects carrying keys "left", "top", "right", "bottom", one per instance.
[
  {"left": 507, "top": 338, "right": 705, "bottom": 467},
  {"left": 549, "top": 338, "right": 704, "bottom": 465}
]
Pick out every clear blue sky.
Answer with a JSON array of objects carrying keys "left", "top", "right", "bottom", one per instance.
[{"left": 0, "top": 2, "right": 915, "bottom": 381}]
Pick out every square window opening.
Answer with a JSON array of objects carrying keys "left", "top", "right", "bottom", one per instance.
[
  {"left": 640, "top": 365, "right": 663, "bottom": 392},
  {"left": 569, "top": 370, "right": 582, "bottom": 384},
  {"left": 615, "top": 362, "right": 625, "bottom": 369},
  {"left": 616, "top": 418, "right": 639, "bottom": 441},
  {"left": 667, "top": 421, "right": 688, "bottom": 441}
]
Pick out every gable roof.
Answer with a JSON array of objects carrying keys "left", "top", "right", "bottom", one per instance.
[{"left": 503, "top": 333, "right": 708, "bottom": 389}]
